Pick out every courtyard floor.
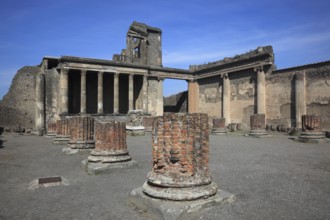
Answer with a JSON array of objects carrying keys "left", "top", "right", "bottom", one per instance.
[{"left": 0, "top": 132, "right": 329, "bottom": 219}]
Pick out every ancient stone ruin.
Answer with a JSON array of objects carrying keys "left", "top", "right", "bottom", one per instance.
[
  {"left": 53, "top": 119, "right": 71, "bottom": 145},
  {"left": 130, "top": 113, "right": 233, "bottom": 218},
  {"left": 83, "top": 119, "right": 136, "bottom": 174},
  {"left": 126, "top": 110, "right": 145, "bottom": 136},
  {"left": 212, "top": 117, "right": 227, "bottom": 135},
  {"left": 298, "top": 115, "right": 326, "bottom": 143},
  {"left": 45, "top": 122, "right": 57, "bottom": 137},
  {"left": 63, "top": 116, "right": 95, "bottom": 155},
  {"left": 249, "top": 114, "right": 268, "bottom": 137}
]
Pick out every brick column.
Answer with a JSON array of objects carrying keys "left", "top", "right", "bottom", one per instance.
[
  {"left": 249, "top": 114, "right": 268, "bottom": 137},
  {"left": 53, "top": 118, "right": 71, "bottom": 145},
  {"left": 114, "top": 72, "right": 119, "bottom": 114},
  {"left": 295, "top": 72, "right": 306, "bottom": 128},
  {"left": 97, "top": 71, "right": 103, "bottom": 114},
  {"left": 63, "top": 116, "right": 95, "bottom": 154},
  {"left": 129, "top": 74, "right": 134, "bottom": 111},
  {"left": 80, "top": 70, "right": 87, "bottom": 114},
  {"left": 142, "top": 74, "right": 148, "bottom": 113},
  {"left": 212, "top": 117, "right": 227, "bottom": 134},
  {"left": 222, "top": 73, "right": 231, "bottom": 125},
  {"left": 255, "top": 66, "right": 266, "bottom": 114},
  {"left": 35, "top": 73, "right": 45, "bottom": 135},
  {"left": 299, "top": 115, "right": 325, "bottom": 143},
  {"left": 60, "top": 68, "right": 69, "bottom": 114},
  {"left": 188, "top": 80, "right": 199, "bottom": 113},
  {"left": 142, "top": 113, "right": 218, "bottom": 201}
]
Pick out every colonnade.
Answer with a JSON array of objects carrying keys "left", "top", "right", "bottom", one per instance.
[{"left": 60, "top": 69, "right": 148, "bottom": 115}]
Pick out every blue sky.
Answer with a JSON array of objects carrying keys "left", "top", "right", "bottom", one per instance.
[{"left": 1, "top": 0, "right": 330, "bottom": 99}]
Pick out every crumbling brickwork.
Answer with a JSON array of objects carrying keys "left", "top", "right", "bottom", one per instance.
[
  {"left": 68, "top": 116, "right": 94, "bottom": 149},
  {"left": 250, "top": 114, "right": 266, "bottom": 130},
  {"left": 302, "top": 115, "right": 321, "bottom": 132}
]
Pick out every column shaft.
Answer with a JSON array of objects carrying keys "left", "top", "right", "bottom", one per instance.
[
  {"left": 97, "top": 71, "right": 103, "bottom": 114},
  {"left": 128, "top": 74, "right": 134, "bottom": 111},
  {"left": 60, "top": 68, "right": 69, "bottom": 114},
  {"left": 113, "top": 73, "right": 119, "bottom": 114},
  {"left": 257, "top": 67, "right": 266, "bottom": 114},
  {"left": 142, "top": 75, "right": 148, "bottom": 113},
  {"left": 188, "top": 80, "right": 199, "bottom": 113},
  {"left": 35, "top": 73, "right": 45, "bottom": 135},
  {"left": 157, "top": 78, "right": 163, "bottom": 116},
  {"left": 80, "top": 70, "right": 87, "bottom": 114},
  {"left": 295, "top": 72, "right": 306, "bottom": 128},
  {"left": 222, "top": 74, "right": 231, "bottom": 125}
]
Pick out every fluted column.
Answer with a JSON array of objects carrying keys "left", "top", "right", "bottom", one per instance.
[
  {"left": 129, "top": 74, "right": 134, "bottom": 111},
  {"left": 222, "top": 73, "right": 231, "bottom": 125},
  {"left": 97, "top": 71, "right": 103, "bottom": 114},
  {"left": 60, "top": 68, "right": 69, "bottom": 114},
  {"left": 188, "top": 80, "right": 199, "bottom": 113},
  {"left": 295, "top": 72, "right": 306, "bottom": 128},
  {"left": 142, "top": 74, "right": 148, "bottom": 113},
  {"left": 255, "top": 66, "right": 266, "bottom": 114},
  {"left": 114, "top": 72, "right": 119, "bottom": 114},
  {"left": 80, "top": 70, "right": 87, "bottom": 114}
]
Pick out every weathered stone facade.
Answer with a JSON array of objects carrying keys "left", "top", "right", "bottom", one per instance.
[{"left": 0, "top": 22, "right": 329, "bottom": 133}]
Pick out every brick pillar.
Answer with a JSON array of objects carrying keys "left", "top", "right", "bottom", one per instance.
[
  {"left": 188, "top": 80, "right": 199, "bottom": 113},
  {"left": 255, "top": 66, "right": 266, "bottom": 114},
  {"left": 35, "top": 72, "right": 45, "bottom": 135},
  {"left": 97, "top": 71, "right": 103, "bottom": 114},
  {"left": 87, "top": 120, "right": 132, "bottom": 162},
  {"left": 80, "top": 70, "right": 87, "bottom": 114},
  {"left": 53, "top": 118, "right": 71, "bottom": 145},
  {"left": 129, "top": 74, "right": 134, "bottom": 111},
  {"left": 114, "top": 72, "right": 119, "bottom": 114},
  {"left": 212, "top": 117, "right": 227, "bottom": 134},
  {"left": 142, "top": 113, "right": 218, "bottom": 201},
  {"left": 249, "top": 114, "right": 268, "bottom": 137},
  {"left": 222, "top": 73, "right": 231, "bottom": 125},
  {"left": 295, "top": 72, "right": 306, "bottom": 128},
  {"left": 142, "top": 75, "right": 148, "bottom": 113},
  {"left": 46, "top": 122, "right": 57, "bottom": 136},
  {"left": 60, "top": 68, "right": 69, "bottom": 114},
  {"left": 299, "top": 115, "right": 325, "bottom": 143},
  {"left": 67, "top": 116, "right": 94, "bottom": 148}
]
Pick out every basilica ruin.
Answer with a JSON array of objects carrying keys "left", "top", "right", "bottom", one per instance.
[{"left": 0, "top": 21, "right": 329, "bottom": 133}]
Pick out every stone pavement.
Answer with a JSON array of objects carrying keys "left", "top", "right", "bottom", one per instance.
[{"left": 0, "top": 132, "right": 329, "bottom": 219}]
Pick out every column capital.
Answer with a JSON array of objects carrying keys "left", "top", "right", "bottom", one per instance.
[
  {"left": 114, "top": 72, "right": 120, "bottom": 77},
  {"left": 61, "top": 68, "right": 69, "bottom": 75},
  {"left": 186, "top": 78, "right": 197, "bottom": 83},
  {"left": 129, "top": 74, "right": 134, "bottom": 79},
  {"left": 221, "top": 73, "right": 229, "bottom": 79},
  {"left": 254, "top": 66, "right": 264, "bottom": 73},
  {"left": 98, "top": 71, "right": 104, "bottom": 75}
]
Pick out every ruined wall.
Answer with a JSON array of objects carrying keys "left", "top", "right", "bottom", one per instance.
[
  {"left": 198, "top": 76, "right": 222, "bottom": 124},
  {"left": 230, "top": 70, "right": 255, "bottom": 127},
  {"left": 163, "top": 91, "right": 188, "bottom": 113},
  {"left": 0, "top": 66, "right": 39, "bottom": 131},
  {"left": 44, "top": 68, "right": 61, "bottom": 125}
]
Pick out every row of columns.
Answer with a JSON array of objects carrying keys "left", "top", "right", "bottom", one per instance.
[{"left": 60, "top": 69, "right": 148, "bottom": 115}]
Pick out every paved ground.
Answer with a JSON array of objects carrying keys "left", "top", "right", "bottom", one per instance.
[{"left": 0, "top": 132, "right": 329, "bottom": 220}]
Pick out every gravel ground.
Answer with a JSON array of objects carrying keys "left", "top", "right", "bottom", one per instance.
[{"left": 0, "top": 132, "right": 329, "bottom": 220}]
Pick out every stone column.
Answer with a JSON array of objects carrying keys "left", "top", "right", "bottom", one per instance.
[
  {"left": 129, "top": 74, "right": 134, "bottom": 111},
  {"left": 113, "top": 72, "right": 119, "bottom": 114},
  {"left": 255, "top": 66, "right": 266, "bottom": 114},
  {"left": 63, "top": 116, "right": 95, "bottom": 155},
  {"left": 295, "top": 72, "right": 306, "bottom": 128},
  {"left": 80, "top": 70, "right": 87, "bottom": 114},
  {"left": 141, "top": 113, "right": 218, "bottom": 200},
  {"left": 60, "top": 68, "right": 69, "bottom": 114},
  {"left": 222, "top": 73, "right": 231, "bottom": 125},
  {"left": 35, "top": 73, "right": 45, "bottom": 135},
  {"left": 249, "top": 114, "right": 268, "bottom": 137},
  {"left": 97, "top": 71, "right": 103, "bottom": 114},
  {"left": 83, "top": 119, "right": 136, "bottom": 174},
  {"left": 142, "top": 75, "right": 148, "bottom": 113},
  {"left": 188, "top": 80, "right": 199, "bottom": 113},
  {"left": 156, "top": 77, "right": 163, "bottom": 116},
  {"left": 298, "top": 115, "right": 325, "bottom": 143}
]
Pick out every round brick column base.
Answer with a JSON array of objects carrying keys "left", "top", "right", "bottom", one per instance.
[{"left": 142, "top": 181, "right": 218, "bottom": 201}]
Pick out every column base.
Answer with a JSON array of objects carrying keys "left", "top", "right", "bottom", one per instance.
[
  {"left": 62, "top": 147, "right": 92, "bottom": 155},
  {"left": 212, "top": 128, "right": 228, "bottom": 135},
  {"left": 297, "top": 132, "right": 327, "bottom": 143},
  {"left": 44, "top": 132, "right": 56, "bottom": 138},
  {"left": 248, "top": 130, "right": 270, "bottom": 138},
  {"left": 81, "top": 159, "right": 138, "bottom": 175},
  {"left": 53, "top": 135, "right": 70, "bottom": 145},
  {"left": 68, "top": 140, "right": 95, "bottom": 149},
  {"left": 129, "top": 187, "right": 234, "bottom": 220},
  {"left": 126, "top": 125, "right": 145, "bottom": 136}
]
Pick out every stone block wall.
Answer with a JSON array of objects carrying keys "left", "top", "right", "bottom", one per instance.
[
  {"left": 0, "top": 66, "right": 39, "bottom": 131},
  {"left": 44, "top": 68, "right": 61, "bottom": 124}
]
